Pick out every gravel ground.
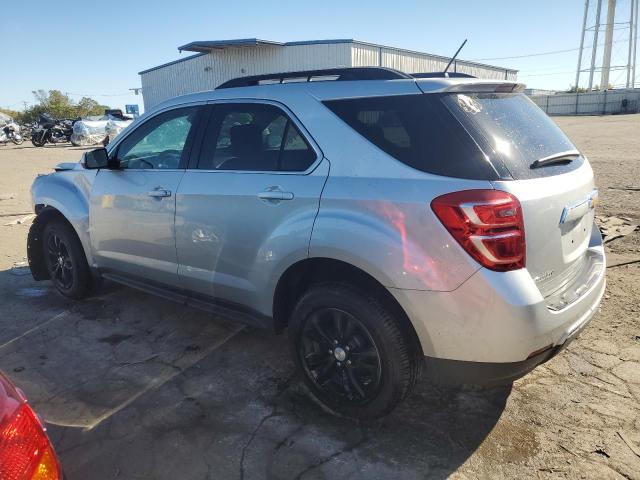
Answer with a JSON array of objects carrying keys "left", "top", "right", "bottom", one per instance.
[{"left": 0, "top": 115, "right": 638, "bottom": 480}]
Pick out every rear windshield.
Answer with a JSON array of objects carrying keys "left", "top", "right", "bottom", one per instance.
[
  {"left": 442, "top": 92, "right": 583, "bottom": 179},
  {"left": 323, "top": 92, "right": 582, "bottom": 180}
]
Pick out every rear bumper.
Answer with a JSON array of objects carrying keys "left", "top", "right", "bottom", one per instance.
[
  {"left": 422, "top": 307, "right": 590, "bottom": 385},
  {"left": 390, "top": 227, "right": 606, "bottom": 366}
]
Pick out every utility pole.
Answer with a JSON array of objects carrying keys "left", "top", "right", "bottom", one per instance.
[
  {"left": 576, "top": 0, "right": 590, "bottom": 89},
  {"left": 627, "top": 0, "right": 635, "bottom": 86},
  {"left": 580, "top": 0, "right": 637, "bottom": 91},
  {"left": 588, "top": 0, "right": 603, "bottom": 90},
  {"left": 600, "top": 0, "right": 617, "bottom": 90},
  {"left": 634, "top": 0, "right": 639, "bottom": 87}
]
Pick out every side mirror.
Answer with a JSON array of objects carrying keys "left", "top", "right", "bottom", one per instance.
[
  {"left": 84, "top": 148, "right": 109, "bottom": 169},
  {"left": 84, "top": 148, "right": 121, "bottom": 169}
]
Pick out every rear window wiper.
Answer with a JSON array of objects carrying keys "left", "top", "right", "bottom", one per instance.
[{"left": 530, "top": 150, "right": 580, "bottom": 169}]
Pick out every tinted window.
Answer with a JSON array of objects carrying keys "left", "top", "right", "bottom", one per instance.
[
  {"left": 323, "top": 95, "right": 498, "bottom": 180},
  {"left": 117, "top": 107, "right": 199, "bottom": 169},
  {"left": 198, "top": 103, "right": 316, "bottom": 172},
  {"left": 441, "top": 93, "right": 582, "bottom": 179}
]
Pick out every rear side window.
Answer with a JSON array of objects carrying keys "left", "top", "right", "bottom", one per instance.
[
  {"left": 323, "top": 95, "right": 498, "bottom": 180},
  {"left": 198, "top": 103, "right": 316, "bottom": 172},
  {"left": 442, "top": 93, "right": 583, "bottom": 179}
]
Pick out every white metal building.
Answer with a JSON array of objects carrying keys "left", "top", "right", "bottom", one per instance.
[{"left": 139, "top": 38, "right": 518, "bottom": 109}]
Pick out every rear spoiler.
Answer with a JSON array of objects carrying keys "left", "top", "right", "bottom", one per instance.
[{"left": 416, "top": 79, "right": 525, "bottom": 94}]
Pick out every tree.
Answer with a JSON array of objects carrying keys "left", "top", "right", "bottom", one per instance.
[
  {"left": 76, "top": 97, "right": 109, "bottom": 117},
  {"left": 20, "top": 90, "right": 111, "bottom": 123},
  {"left": 0, "top": 108, "right": 23, "bottom": 123},
  {"left": 568, "top": 83, "right": 614, "bottom": 93}
]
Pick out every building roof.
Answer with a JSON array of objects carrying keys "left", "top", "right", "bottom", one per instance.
[
  {"left": 139, "top": 38, "right": 517, "bottom": 75},
  {"left": 177, "top": 38, "right": 285, "bottom": 52}
]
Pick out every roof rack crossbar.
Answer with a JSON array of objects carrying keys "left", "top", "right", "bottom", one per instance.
[{"left": 216, "top": 67, "right": 411, "bottom": 89}]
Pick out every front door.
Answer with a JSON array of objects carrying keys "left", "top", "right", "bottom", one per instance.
[
  {"left": 175, "top": 102, "right": 328, "bottom": 314},
  {"left": 90, "top": 106, "right": 202, "bottom": 288}
]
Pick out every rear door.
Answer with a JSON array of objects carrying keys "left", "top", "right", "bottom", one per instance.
[
  {"left": 440, "top": 91, "right": 599, "bottom": 300},
  {"left": 175, "top": 101, "right": 328, "bottom": 313},
  {"left": 90, "top": 105, "right": 203, "bottom": 288}
]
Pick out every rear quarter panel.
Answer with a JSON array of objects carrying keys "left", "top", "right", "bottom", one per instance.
[
  {"left": 300, "top": 92, "right": 492, "bottom": 292},
  {"left": 310, "top": 173, "right": 490, "bottom": 292}
]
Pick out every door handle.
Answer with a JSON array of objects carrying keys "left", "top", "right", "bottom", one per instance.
[
  {"left": 147, "top": 188, "right": 171, "bottom": 198},
  {"left": 258, "top": 189, "right": 294, "bottom": 201}
]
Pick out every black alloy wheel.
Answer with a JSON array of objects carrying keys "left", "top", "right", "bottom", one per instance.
[
  {"left": 299, "top": 307, "right": 382, "bottom": 406},
  {"left": 290, "top": 283, "right": 421, "bottom": 419},
  {"left": 46, "top": 232, "right": 74, "bottom": 290},
  {"left": 42, "top": 220, "right": 92, "bottom": 299}
]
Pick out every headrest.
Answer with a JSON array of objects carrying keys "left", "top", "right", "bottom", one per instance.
[{"left": 230, "top": 124, "right": 262, "bottom": 157}]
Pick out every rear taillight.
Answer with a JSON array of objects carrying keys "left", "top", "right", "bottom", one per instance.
[
  {"left": 431, "top": 189, "right": 525, "bottom": 272},
  {"left": 0, "top": 376, "right": 61, "bottom": 480}
]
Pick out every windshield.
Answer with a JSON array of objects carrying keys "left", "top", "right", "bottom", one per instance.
[{"left": 442, "top": 92, "right": 583, "bottom": 179}]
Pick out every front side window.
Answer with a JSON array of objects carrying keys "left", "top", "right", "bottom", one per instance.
[
  {"left": 116, "top": 107, "right": 199, "bottom": 169},
  {"left": 198, "top": 103, "right": 316, "bottom": 172}
]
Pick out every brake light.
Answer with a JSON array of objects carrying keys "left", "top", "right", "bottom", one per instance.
[
  {"left": 431, "top": 189, "right": 525, "bottom": 272},
  {"left": 0, "top": 376, "right": 61, "bottom": 480}
]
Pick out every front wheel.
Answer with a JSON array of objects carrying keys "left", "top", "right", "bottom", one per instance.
[
  {"left": 289, "top": 283, "right": 421, "bottom": 419},
  {"left": 43, "top": 220, "right": 91, "bottom": 299},
  {"left": 11, "top": 135, "right": 23, "bottom": 145},
  {"left": 31, "top": 134, "right": 46, "bottom": 147}
]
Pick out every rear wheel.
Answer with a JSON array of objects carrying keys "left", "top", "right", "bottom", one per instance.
[
  {"left": 289, "top": 283, "right": 421, "bottom": 419},
  {"left": 42, "top": 220, "right": 91, "bottom": 299}
]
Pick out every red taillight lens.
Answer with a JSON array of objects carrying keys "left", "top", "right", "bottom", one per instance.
[
  {"left": 0, "top": 376, "right": 61, "bottom": 480},
  {"left": 431, "top": 189, "right": 525, "bottom": 272}
]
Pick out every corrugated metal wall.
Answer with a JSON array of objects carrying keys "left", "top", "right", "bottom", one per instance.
[
  {"left": 350, "top": 42, "right": 516, "bottom": 81},
  {"left": 141, "top": 42, "right": 517, "bottom": 109},
  {"left": 141, "top": 43, "right": 352, "bottom": 108},
  {"left": 530, "top": 88, "right": 640, "bottom": 115}
]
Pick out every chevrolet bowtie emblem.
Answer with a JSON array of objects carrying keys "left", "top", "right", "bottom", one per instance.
[{"left": 560, "top": 189, "right": 599, "bottom": 225}]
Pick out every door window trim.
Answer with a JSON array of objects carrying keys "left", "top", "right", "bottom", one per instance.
[
  {"left": 191, "top": 99, "right": 323, "bottom": 175},
  {"left": 105, "top": 102, "right": 207, "bottom": 172}
]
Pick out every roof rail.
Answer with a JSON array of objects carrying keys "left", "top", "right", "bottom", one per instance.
[
  {"left": 411, "top": 72, "right": 476, "bottom": 79},
  {"left": 216, "top": 67, "right": 411, "bottom": 89}
]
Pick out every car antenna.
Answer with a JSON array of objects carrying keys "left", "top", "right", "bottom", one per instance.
[{"left": 443, "top": 39, "right": 468, "bottom": 74}]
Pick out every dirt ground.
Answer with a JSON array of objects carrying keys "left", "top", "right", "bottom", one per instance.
[{"left": 0, "top": 115, "right": 638, "bottom": 480}]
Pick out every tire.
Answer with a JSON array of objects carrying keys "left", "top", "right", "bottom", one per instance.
[
  {"left": 289, "top": 282, "right": 421, "bottom": 419},
  {"left": 42, "top": 220, "right": 91, "bottom": 299},
  {"left": 31, "top": 134, "right": 45, "bottom": 147}
]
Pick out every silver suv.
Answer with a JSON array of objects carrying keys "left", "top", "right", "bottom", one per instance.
[{"left": 28, "top": 68, "right": 606, "bottom": 419}]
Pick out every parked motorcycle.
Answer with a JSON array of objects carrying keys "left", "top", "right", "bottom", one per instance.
[
  {"left": 19, "top": 122, "right": 36, "bottom": 141},
  {"left": 31, "top": 114, "right": 73, "bottom": 147},
  {"left": 0, "top": 120, "right": 23, "bottom": 145}
]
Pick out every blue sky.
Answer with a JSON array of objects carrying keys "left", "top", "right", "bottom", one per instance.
[{"left": 1, "top": 0, "right": 635, "bottom": 113}]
